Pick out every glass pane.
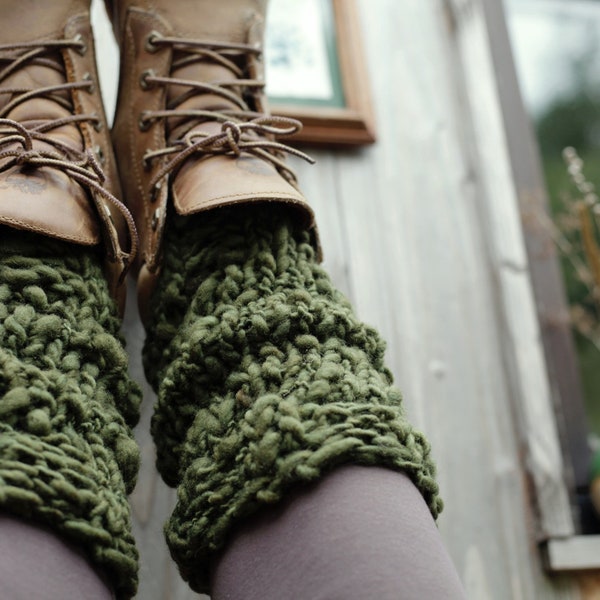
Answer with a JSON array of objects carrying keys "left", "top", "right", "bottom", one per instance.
[{"left": 506, "top": 0, "right": 600, "bottom": 440}]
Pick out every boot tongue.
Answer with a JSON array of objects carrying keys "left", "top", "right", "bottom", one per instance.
[
  {"left": 166, "top": 61, "right": 241, "bottom": 144},
  {"left": 0, "top": 62, "right": 82, "bottom": 148},
  {"left": 164, "top": 0, "right": 266, "bottom": 141},
  {"left": 141, "top": 0, "right": 265, "bottom": 44}
]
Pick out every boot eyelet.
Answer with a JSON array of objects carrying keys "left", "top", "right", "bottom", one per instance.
[
  {"left": 93, "top": 144, "right": 105, "bottom": 165},
  {"left": 103, "top": 203, "right": 115, "bottom": 224},
  {"left": 150, "top": 179, "right": 163, "bottom": 203},
  {"left": 145, "top": 31, "right": 163, "bottom": 53},
  {"left": 73, "top": 34, "right": 87, "bottom": 56},
  {"left": 91, "top": 113, "right": 103, "bottom": 132},
  {"left": 138, "top": 112, "right": 152, "bottom": 132},
  {"left": 142, "top": 153, "right": 151, "bottom": 171},
  {"left": 82, "top": 72, "right": 95, "bottom": 93},
  {"left": 151, "top": 208, "right": 160, "bottom": 230},
  {"left": 139, "top": 69, "right": 156, "bottom": 90}
]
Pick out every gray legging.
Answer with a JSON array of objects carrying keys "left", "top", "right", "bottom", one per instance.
[{"left": 1, "top": 466, "right": 466, "bottom": 599}]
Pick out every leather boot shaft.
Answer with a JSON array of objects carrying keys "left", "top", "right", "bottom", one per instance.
[
  {"left": 108, "top": 0, "right": 268, "bottom": 46},
  {"left": 0, "top": 0, "right": 91, "bottom": 44}
]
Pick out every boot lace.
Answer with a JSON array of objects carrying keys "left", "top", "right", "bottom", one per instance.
[
  {"left": 0, "top": 37, "right": 138, "bottom": 268},
  {"left": 137, "top": 34, "right": 314, "bottom": 193}
]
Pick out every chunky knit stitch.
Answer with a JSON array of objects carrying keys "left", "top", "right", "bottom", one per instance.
[
  {"left": 144, "top": 206, "right": 442, "bottom": 593},
  {"left": 0, "top": 229, "right": 141, "bottom": 599}
]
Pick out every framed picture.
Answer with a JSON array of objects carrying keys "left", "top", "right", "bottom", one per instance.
[{"left": 265, "top": 0, "right": 376, "bottom": 146}]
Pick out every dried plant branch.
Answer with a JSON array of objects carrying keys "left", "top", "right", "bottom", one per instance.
[
  {"left": 539, "top": 146, "right": 600, "bottom": 349},
  {"left": 577, "top": 199, "right": 600, "bottom": 297}
]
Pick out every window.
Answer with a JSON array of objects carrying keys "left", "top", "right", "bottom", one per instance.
[{"left": 506, "top": 0, "right": 600, "bottom": 537}]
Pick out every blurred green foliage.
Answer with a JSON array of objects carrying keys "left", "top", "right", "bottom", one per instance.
[{"left": 535, "top": 79, "right": 600, "bottom": 434}]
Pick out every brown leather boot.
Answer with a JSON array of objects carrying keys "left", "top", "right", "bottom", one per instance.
[
  {"left": 108, "top": 0, "right": 320, "bottom": 323},
  {"left": 0, "top": 0, "right": 137, "bottom": 311}
]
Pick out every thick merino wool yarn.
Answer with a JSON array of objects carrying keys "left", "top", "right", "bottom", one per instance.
[
  {"left": 0, "top": 230, "right": 141, "bottom": 599},
  {"left": 145, "top": 206, "right": 442, "bottom": 593}
]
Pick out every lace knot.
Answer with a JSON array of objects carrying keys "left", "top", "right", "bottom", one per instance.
[
  {"left": 14, "top": 149, "right": 41, "bottom": 165},
  {"left": 221, "top": 121, "right": 242, "bottom": 155},
  {"left": 140, "top": 37, "right": 315, "bottom": 185}
]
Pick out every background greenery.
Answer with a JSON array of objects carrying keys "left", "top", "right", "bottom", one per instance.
[{"left": 533, "top": 39, "right": 600, "bottom": 435}]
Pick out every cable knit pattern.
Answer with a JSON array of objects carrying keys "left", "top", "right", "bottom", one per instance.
[
  {"left": 144, "top": 206, "right": 442, "bottom": 593},
  {"left": 0, "top": 231, "right": 141, "bottom": 599}
]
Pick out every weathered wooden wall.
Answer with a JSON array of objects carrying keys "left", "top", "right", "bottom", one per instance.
[{"left": 92, "top": 0, "right": 593, "bottom": 597}]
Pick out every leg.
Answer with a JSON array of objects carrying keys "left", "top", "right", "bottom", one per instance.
[
  {"left": 141, "top": 206, "right": 453, "bottom": 595},
  {"left": 0, "top": 515, "right": 114, "bottom": 600},
  {"left": 0, "top": 231, "right": 141, "bottom": 599},
  {"left": 0, "top": 1, "right": 141, "bottom": 597},
  {"left": 212, "top": 466, "right": 466, "bottom": 600},
  {"left": 107, "top": 0, "right": 464, "bottom": 596}
]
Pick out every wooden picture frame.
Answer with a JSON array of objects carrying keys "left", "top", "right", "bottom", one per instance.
[{"left": 266, "top": 0, "right": 376, "bottom": 146}]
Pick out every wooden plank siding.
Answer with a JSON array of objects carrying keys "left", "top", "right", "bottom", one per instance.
[{"left": 90, "top": 0, "right": 598, "bottom": 597}]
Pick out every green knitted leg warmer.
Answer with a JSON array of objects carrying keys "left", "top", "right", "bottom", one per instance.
[
  {"left": 144, "top": 206, "right": 442, "bottom": 593},
  {"left": 0, "top": 229, "right": 141, "bottom": 599}
]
